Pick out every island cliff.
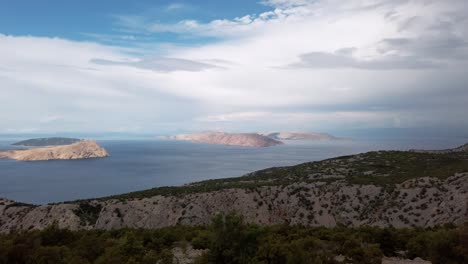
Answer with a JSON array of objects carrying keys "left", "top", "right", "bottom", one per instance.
[{"left": 0, "top": 140, "right": 109, "bottom": 161}]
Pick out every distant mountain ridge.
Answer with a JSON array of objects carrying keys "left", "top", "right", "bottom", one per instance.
[
  {"left": 12, "top": 137, "right": 81, "bottom": 146},
  {"left": 262, "top": 131, "right": 351, "bottom": 141},
  {"left": 162, "top": 132, "right": 283, "bottom": 147}
]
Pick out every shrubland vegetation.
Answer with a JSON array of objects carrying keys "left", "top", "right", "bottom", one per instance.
[
  {"left": 0, "top": 212, "right": 466, "bottom": 264},
  {"left": 93, "top": 151, "right": 468, "bottom": 201}
]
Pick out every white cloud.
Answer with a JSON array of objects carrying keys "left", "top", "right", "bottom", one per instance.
[
  {"left": 196, "top": 111, "right": 403, "bottom": 128},
  {"left": 196, "top": 112, "right": 272, "bottom": 122},
  {"left": 39, "top": 115, "right": 63, "bottom": 124},
  {"left": 1, "top": 0, "right": 468, "bottom": 134},
  {"left": 166, "top": 3, "right": 188, "bottom": 11}
]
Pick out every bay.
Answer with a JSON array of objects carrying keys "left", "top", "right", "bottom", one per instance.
[{"left": 0, "top": 138, "right": 466, "bottom": 204}]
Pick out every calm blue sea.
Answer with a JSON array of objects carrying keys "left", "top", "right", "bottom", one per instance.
[{"left": 0, "top": 138, "right": 466, "bottom": 204}]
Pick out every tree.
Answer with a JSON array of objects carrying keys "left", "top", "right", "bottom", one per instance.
[{"left": 208, "top": 212, "right": 258, "bottom": 264}]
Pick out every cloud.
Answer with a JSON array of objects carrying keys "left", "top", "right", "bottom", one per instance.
[
  {"left": 1, "top": 0, "right": 468, "bottom": 134},
  {"left": 39, "top": 115, "right": 63, "bottom": 123},
  {"left": 196, "top": 112, "right": 271, "bottom": 122},
  {"left": 377, "top": 36, "right": 468, "bottom": 61},
  {"left": 165, "top": 3, "right": 189, "bottom": 11},
  {"left": 288, "top": 50, "right": 439, "bottom": 70},
  {"left": 195, "top": 111, "right": 410, "bottom": 131},
  {"left": 114, "top": 6, "right": 299, "bottom": 38},
  {"left": 91, "top": 57, "right": 222, "bottom": 72},
  {"left": 81, "top": 33, "right": 137, "bottom": 43}
]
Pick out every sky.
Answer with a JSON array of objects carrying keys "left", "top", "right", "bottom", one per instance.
[{"left": 1, "top": 0, "right": 467, "bottom": 137}]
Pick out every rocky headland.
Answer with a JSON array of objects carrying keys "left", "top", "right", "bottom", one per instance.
[{"left": 0, "top": 140, "right": 109, "bottom": 161}]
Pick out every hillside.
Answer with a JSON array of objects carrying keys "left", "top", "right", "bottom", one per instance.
[
  {"left": 0, "top": 140, "right": 109, "bottom": 161},
  {"left": 1, "top": 144, "right": 467, "bottom": 232},
  {"left": 163, "top": 132, "right": 283, "bottom": 147},
  {"left": 12, "top": 137, "right": 81, "bottom": 146}
]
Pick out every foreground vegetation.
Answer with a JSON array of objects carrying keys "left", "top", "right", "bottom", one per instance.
[{"left": 1, "top": 212, "right": 466, "bottom": 264}]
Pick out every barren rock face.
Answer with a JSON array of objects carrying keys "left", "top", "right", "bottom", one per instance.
[
  {"left": 0, "top": 140, "right": 109, "bottom": 161},
  {"left": 168, "top": 132, "right": 283, "bottom": 147}
]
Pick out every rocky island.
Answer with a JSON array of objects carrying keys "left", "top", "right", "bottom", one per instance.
[
  {"left": 0, "top": 140, "right": 109, "bottom": 161},
  {"left": 263, "top": 131, "right": 351, "bottom": 141},
  {"left": 163, "top": 131, "right": 283, "bottom": 147}
]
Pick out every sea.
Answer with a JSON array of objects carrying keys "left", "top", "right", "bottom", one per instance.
[{"left": 0, "top": 138, "right": 467, "bottom": 204}]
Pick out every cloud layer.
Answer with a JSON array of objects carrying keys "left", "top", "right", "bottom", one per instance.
[{"left": 1, "top": 0, "right": 468, "bottom": 135}]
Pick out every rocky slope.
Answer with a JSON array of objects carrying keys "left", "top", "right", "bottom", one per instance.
[
  {"left": 0, "top": 173, "right": 466, "bottom": 232},
  {"left": 1, "top": 146, "right": 467, "bottom": 233},
  {"left": 262, "top": 131, "right": 351, "bottom": 141},
  {"left": 0, "top": 140, "right": 109, "bottom": 161},
  {"left": 12, "top": 137, "right": 81, "bottom": 146},
  {"left": 164, "top": 132, "right": 283, "bottom": 147}
]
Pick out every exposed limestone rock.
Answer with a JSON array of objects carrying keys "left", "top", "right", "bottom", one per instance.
[{"left": 172, "top": 244, "right": 207, "bottom": 264}]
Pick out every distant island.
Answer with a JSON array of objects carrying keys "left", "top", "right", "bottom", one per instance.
[
  {"left": 262, "top": 131, "right": 351, "bottom": 141},
  {"left": 0, "top": 140, "right": 109, "bottom": 161},
  {"left": 12, "top": 137, "right": 81, "bottom": 146},
  {"left": 161, "top": 132, "right": 283, "bottom": 147}
]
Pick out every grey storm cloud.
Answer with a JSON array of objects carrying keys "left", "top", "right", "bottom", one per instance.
[
  {"left": 378, "top": 36, "right": 468, "bottom": 61},
  {"left": 289, "top": 33, "right": 468, "bottom": 70},
  {"left": 288, "top": 51, "right": 439, "bottom": 70},
  {"left": 91, "top": 57, "right": 222, "bottom": 72}
]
